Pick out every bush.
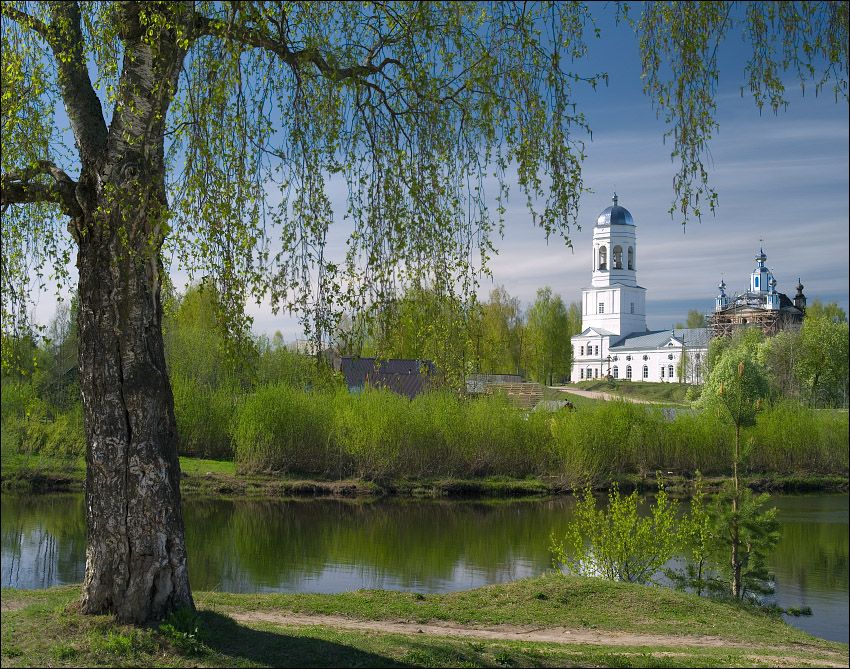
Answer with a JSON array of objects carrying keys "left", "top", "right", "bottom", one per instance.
[
  {"left": 550, "top": 480, "right": 680, "bottom": 583},
  {"left": 172, "top": 375, "right": 237, "bottom": 459},
  {"left": 549, "top": 400, "right": 644, "bottom": 484},
  {"left": 232, "top": 384, "right": 337, "bottom": 475},
  {"left": 745, "top": 401, "right": 849, "bottom": 475},
  {"left": 334, "top": 389, "right": 407, "bottom": 478}
]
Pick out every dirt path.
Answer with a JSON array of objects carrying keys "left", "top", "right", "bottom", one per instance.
[{"left": 227, "top": 609, "right": 847, "bottom": 666}]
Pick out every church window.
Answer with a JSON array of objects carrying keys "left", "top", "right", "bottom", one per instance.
[
  {"left": 613, "top": 366, "right": 618, "bottom": 379},
  {"left": 628, "top": 246, "right": 634, "bottom": 270},
  {"left": 630, "top": 302, "right": 635, "bottom": 314},
  {"left": 598, "top": 246, "right": 607, "bottom": 270},
  {"left": 669, "top": 365, "right": 674, "bottom": 378},
  {"left": 613, "top": 245, "right": 623, "bottom": 269},
  {"left": 642, "top": 365, "right": 649, "bottom": 379},
  {"left": 626, "top": 365, "right": 632, "bottom": 379},
  {"left": 755, "top": 276, "right": 759, "bottom": 288},
  {"left": 598, "top": 302, "right": 604, "bottom": 314}
]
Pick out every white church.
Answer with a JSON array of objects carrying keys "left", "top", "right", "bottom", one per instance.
[{"left": 570, "top": 194, "right": 710, "bottom": 384}]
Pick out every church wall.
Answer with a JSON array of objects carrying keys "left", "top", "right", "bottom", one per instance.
[{"left": 570, "top": 341, "right": 707, "bottom": 384}]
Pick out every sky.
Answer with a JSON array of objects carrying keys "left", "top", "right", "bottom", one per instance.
[{"left": 25, "top": 4, "right": 850, "bottom": 340}]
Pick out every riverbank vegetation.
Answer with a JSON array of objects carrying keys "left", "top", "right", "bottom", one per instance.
[
  {"left": 2, "top": 576, "right": 846, "bottom": 668},
  {"left": 2, "top": 286, "right": 848, "bottom": 493},
  {"left": 4, "top": 385, "right": 846, "bottom": 489}
]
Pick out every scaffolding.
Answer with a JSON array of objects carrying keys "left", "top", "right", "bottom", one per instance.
[{"left": 709, "top": 293, "right": 802, "bottom": 338}]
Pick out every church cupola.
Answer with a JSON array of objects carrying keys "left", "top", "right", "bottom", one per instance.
[
  {"left": 766, "top": 276, "right": 780, "bottom": 310},
  {"left": 715, "top": 278, "right": 729, "bottom": 312},
  {"left": 750, "top": 247, "right": 772, "bottom": 294},
  {"left": 794, "top": 278, "right": 807, "bottom": 312}
]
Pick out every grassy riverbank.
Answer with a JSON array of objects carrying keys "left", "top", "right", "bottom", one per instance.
[
  {"left": 2, "top": 452, "right": 847, "bottom": 498},
  {"left": 2, "top": 576, "right": 846, "bottom": 668}
]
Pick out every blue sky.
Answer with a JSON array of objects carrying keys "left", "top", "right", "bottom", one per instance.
[
  {"left": 27, "top": 4, "right": 849, "bottom": 339},
  {"left": 244, "top": 4, "right": 849, "bottom": 339}
]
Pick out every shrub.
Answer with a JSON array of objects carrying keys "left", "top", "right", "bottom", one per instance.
[
  {"left": 232, "top": 384, "right": 337, "bottom": 475},
  {"left": 172, "top": 375, "right": 237, "bottom": 459},
  {"left": 334, "top": 389, "right": 407, "bottom": 478},
  {"left": 550, "top": 480, "right": 680, "bottom": 583}
]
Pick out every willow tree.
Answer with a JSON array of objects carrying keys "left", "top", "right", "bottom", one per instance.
[{"left": 1, "top": 1, "right": 846, "bottom": 623}]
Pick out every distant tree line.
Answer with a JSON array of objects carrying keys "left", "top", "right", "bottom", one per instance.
[{"left": 336, "top": 285, "right": 581, "bottom": 386}]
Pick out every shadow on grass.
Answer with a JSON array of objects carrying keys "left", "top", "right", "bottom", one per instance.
[{"left": 200, "top": 610, "right": 411, "bottom": 668}]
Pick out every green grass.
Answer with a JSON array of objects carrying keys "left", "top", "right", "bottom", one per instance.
[
  {"left": 194, "top": 573, "right": 831, "bottom": 646},
  {"left": 178, "top": 456, "right": 237, "bottom": 476},
  {"left": 2, "top": 577, "right": 846, "bottom": 668}
]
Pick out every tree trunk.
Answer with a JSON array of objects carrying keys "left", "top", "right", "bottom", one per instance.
[
  {"left": 77, "top": 187, "right": 192, "bottom": 623},
  {"left": 730, "top": 422, "right": 741, "bottom": 598},
  {"left": 730, "top": 495, "right": 741, "bottom": 598}
]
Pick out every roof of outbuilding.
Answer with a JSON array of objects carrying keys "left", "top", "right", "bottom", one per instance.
[
  {"left": 609, "top": 327, "right": 710, "bottom": 351},
  {"left": 340, "top": 357, "right": 437, "bottom": 399}
]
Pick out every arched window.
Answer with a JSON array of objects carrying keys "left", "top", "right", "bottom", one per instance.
[
  {"left": 613, "top": 366, "right": 619, "bottom": 379},
  {"left": 626, "top": 365, "right": 632, "bottom": 379},
  {"left": 627, "top": 246, "right": 634, "bottom": 270},
  {"left": 642, "top": 365, "right": 649, "bottom": 379},
  {"left": 612, "top": 245, "right": 623, "bottom": 269},
  {"left": 598, "top": 245, "right": 607, "bottom": 270},
  {"left": 668, "top": 365, "right": 674, "bottom": 378}
]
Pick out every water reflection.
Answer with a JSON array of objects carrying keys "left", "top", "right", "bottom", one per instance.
[{"left": 2, "top": 492, "right": 847, "bottom": 643}]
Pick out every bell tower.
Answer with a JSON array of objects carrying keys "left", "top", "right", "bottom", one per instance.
[{"left": 582, "top": 194, "right": 647, "bottom": 336}]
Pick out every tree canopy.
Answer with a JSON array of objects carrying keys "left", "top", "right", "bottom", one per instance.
[{"left": 3, "top": 2, "right": 847, "bottom": 346}]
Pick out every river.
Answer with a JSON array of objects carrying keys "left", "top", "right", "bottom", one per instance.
[{"left": 2, "top": 492, "right": 847, "bottom": 643}]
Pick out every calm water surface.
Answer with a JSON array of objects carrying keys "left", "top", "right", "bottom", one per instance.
[{"left": 2, "top": 492, "right": 847, "bottom": 643}]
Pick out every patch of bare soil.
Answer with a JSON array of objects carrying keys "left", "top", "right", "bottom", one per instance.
[{"left": 0, "top": 599, "right": 26, "bottom": 613}]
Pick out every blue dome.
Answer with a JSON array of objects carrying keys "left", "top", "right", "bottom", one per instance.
[{"left": 596, "top": 193, "right": 634, "bottom": 226}]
